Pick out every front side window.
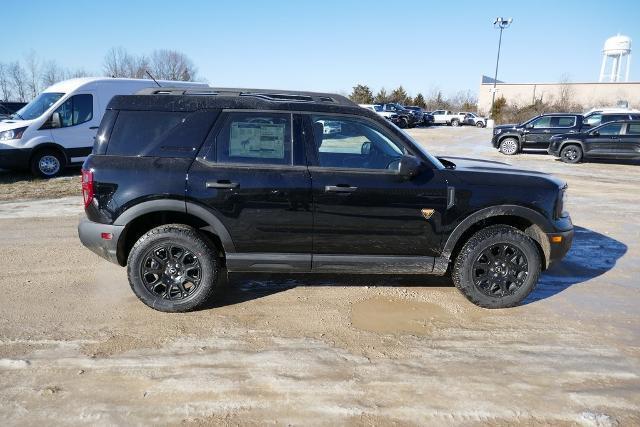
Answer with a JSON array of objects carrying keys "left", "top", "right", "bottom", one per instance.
[
  {"left": 52, "top": 94, "right": 93, "bottom": 127},
  {"left": 585, "top": 114, "right": 602, "bottom": 126},
  {"left": 602, "top": 114, "right": 629, "bottom": 124},
  {"left": 14, "top": 92, "right": 64, "bottom": 120},
  {"left": 550, "top": 116, "right": 576, "bottom": 128},
  {"left": 311, "top": 115, "right": 406, "bottom": 170},
  {"left": 530, "top": 116, "right": 551, "bottom": 128},
  {"left": 216, "top": 112, "right": 292, "bottom": 165},
  {"left": 596, "top": 123, "right": 624, "bottom": 136}
]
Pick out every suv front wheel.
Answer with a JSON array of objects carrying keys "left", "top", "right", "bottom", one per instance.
[
  {"left": 452, "top": 225, "right": 541, "bottom": 308},
  {"left": 499, "top": 138, "right": 519, "bottom": 155},
  {"left": 127, "top": 224, "right": 221, "bottom": 312}
]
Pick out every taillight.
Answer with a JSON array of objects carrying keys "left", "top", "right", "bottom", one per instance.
[{"left": 81, "top": 169, "right": 94, "bottom": 208}]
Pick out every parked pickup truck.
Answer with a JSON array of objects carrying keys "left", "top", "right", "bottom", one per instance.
[{"left": 431, "top": 110, "right": 465, "bottom": 126}]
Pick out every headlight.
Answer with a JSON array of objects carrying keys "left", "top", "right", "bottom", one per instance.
[
  {"left": 0, "top": 127, "right": 27, "bottom": 141},
  {"left": 556, "top": 186, "right": 569, "bottom": 218}
]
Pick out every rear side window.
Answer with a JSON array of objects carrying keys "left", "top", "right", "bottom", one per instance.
[
  {"left": 626, "top": 124, "right": 640, "bottom": 135},
  {"left": 550, "top": 116, "right": 576, "bottom": 127},
  {"left": 602, "top": 114, "right": 629, "bottom": 124},
  {"left": 106, "top": 110, "right": 217, "bottom": 157},
  {"left": 214, "top": 112, "right": 292, "bottom": 165}
]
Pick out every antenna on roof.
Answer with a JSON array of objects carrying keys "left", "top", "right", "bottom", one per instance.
[{"left": 145, "top": 70, "right": 162, "bottom": 87}]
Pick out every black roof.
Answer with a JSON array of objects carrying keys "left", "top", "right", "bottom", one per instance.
[{"left": 108, "top": 87, "right": 363, "bottom": 115}]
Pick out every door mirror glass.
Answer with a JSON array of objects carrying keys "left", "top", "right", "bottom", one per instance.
[
  {"left": 525, "top": 123, "right": 534, "bottom": 129},
  {"left": 361, "top": 141, "right": 371, "bottom": 155},
  {"left": 41, "top": 112, "right": 62, "bottom": 129},
  {"left": 591, "top": 130, "right": 599, "bottom": 136}
]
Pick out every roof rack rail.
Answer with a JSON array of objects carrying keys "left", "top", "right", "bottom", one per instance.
[{"left": 134, "top": 86, "right": 356, "bottom": 106}]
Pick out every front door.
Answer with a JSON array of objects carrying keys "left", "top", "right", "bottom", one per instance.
[
  {"left": 523, "top": 116, "right": 552, "bottom": 148},
  {"left": 50, "top": 93, "right": 99, "bottom": 162},
  {"left": 303, "top": 114, "right": 448, "bottom": 263},
  {"left": 187, "top": 111, "right": 313, "bottom": 270}
]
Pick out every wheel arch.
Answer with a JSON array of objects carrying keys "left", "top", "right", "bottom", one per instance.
[
  {"left": 498, "top": 133, "right": 522, "bottom": 144},
  {"left": 113, "top": 200, "right": 235, "bottom": 266},
  {"left": 442, "top": 205, "right": 553, "bottom": 271},
  {"left": 29, "top": 142, "right": 69, "bottom": 164},
  {"left": 558, "top": 140, "right": 585, "bottom": 153}
]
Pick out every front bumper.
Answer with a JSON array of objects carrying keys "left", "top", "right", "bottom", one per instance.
[
  {"left": 0, "top": 146, "right": 31, "bottom": 170},
  {"left": 545, "top": 227, "right": 574, "bottom": 267},
  {"left": 78, "top": 218, "right": 125, "bottom": 265}
]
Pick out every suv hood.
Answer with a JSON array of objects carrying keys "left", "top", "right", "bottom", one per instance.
[
  {"left": 493, "top": 123, "right": 519, "bottom": 130},
  {"left": 439, "top": 156, "right": 565, "bottom": 186}
]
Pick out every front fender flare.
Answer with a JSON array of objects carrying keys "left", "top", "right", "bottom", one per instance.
[{"left": 441, "top": 204, "right": 554, "bottom": 260}]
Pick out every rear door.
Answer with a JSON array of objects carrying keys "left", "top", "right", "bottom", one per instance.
[
  {"left": 582, "top": 122, "right": 624, "bottom": 158},
  {"left": 303, "top": 113, "right": 448, "bottom": 265},
  {"left": 50, "top": 93, "right": 99, "bottom": 163},
  {"left": 187, "top": 111, "right": 313, "bottom": 269},
  {"left": 618, "top": 122, "right": 640, "bottom": 158}
]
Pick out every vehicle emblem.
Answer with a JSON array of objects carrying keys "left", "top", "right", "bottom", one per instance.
[{"left": 421, "top": 208, "right": 435, "bottom": 220}]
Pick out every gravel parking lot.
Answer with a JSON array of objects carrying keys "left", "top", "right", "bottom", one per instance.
[{"left": 0, "top": 126, "right": 638, "bottom": 426}]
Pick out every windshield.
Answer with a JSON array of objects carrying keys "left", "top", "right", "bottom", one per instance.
[
  {"left": 396, "top": 126, "right": 444, "bottom": 170},
  {"left": 13, "top": 92, "right": 64, "bottom": 120}
]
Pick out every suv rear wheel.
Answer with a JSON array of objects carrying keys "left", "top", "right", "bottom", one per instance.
[
  {"left": 560, "top": 144, "right": 583, "bottom": 164},
  {"left": 475, "top": 121, "right": 485, "bottom": 128},
  {"left": 127, "top": 224, "right": 221, "bottom": 312},
  {"left": 499, "top": 138, "right": 519, "bottom": 155},
  {"left": 30, "top": 148, "right": 65, "bottom": 178},
  {"left": 452, "top": 225, "right": 541, "bottom": 309}
]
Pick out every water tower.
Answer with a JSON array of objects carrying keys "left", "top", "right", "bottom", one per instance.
[{"left": 599, "top": 35, "right": 632, "bottom": 82}]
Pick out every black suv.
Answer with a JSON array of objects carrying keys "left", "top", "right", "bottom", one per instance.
[
  {"left": 492, "top": 113, "right": 582, "bottom": 155},
  {"left": 78, "top": 88, "right": 573, "bottom": 312},
  {"left": 381, "top": 103, "right": 419, "bottom": 128},
  {"left": 548, "top": 120, "right": 640, "bottom": 163}
]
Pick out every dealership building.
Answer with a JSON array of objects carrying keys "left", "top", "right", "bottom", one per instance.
[{"left": 477, "top": 76, "right": 640, "bottom": 114}]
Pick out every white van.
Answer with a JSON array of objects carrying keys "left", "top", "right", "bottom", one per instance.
[{"left": 0, "top": 77, "right": 208, "bottom": 177}]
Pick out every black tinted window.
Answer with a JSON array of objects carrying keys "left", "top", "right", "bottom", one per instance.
[
  {"left": 215, "top": 112, "right": 292, "bottom": 165},
  {"left": 550, "top": 116, "right": 576, "bottom": 127},
  {"left": 106, "top": 111, "right": 215, "bottom": 157},
  {"left": 53, "top": 94, "right": 93, "bottom": 127},
  {"left": 602, "top": 114, "right": 629, "bottom": 124},
  {"left": 627, "top": 124, "right": 640, "bottom": 135},
  {"left": 597, "top": 123, "right": 623, "bottom": 135}
]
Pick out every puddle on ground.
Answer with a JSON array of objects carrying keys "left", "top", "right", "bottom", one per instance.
[{"left": 351, "top": 297, "right": 450, "bottom": 335}]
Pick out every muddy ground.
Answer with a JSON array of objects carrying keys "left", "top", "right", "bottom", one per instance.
[{"left": 0, "top": 127, "right": 638, "bottom": 426}]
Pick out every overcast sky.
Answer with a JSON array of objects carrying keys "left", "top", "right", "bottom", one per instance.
[{"left": 4, "top": 0, "right": 639, "bottom": 97}]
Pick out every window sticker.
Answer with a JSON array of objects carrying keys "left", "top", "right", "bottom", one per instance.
[{"left": 229, "top": 122, "right": 285, "bottom": 159}]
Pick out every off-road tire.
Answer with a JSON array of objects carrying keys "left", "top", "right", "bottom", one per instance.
[
  {"left": 127, "top": 224, "right": 221, "bottom": 312},
  {"left": 499, "top": 137, "right": 519, "bottom": 155},
  {"left": 30, "top": 148, "right": 65, "bottom": 178},
  {"left": 452, "top": 225, "right": 541, "bottom": 309},
  {"left": 451, "top": 119, "right": 460, "bottom": 127},
  {"left": 560, "top": 144, "right": 583, "bottom": 164}
]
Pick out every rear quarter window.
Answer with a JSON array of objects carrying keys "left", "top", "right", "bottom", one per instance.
[{"left": 105, "top": 110, "right": 218, "bottom": 157}]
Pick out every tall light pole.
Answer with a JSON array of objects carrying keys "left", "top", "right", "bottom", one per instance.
[{"left": 490, "top": 17, "right": 513, "bottom": 118}]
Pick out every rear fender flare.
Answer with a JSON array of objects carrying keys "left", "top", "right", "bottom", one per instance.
[{"left": 113, "top": 199, "right": 235, "bottom": 253}]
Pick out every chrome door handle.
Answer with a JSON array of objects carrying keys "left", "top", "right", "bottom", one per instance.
[
  {"left": 543, "top": 130, "right": 551, "bottom": 133},
  {"left": 325, "top": 185, "right": 357, "bottom": 193},
  {"left": 206, "top": 180, "right": 239, "bottom": 189}
]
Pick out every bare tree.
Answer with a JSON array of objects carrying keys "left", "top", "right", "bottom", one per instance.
[
  {"left": 0, "top": 63, "right": 12, "bottom": 101},
  {"left": 149, "top": 49, "right": 197, "bottom": 81},
  {"left": 41, "top": 60, "right": 66, "bottom": 87},
  {"left": 103, "top": 46, "right": 132, "bottom": 78},
  {"left": 24, "top": 50, "right": 41, "bottom": 99},
  {"left": 8, "top": 62, "right": 27, "bottom": 102}
]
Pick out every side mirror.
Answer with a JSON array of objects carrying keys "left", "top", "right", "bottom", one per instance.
[
  {"left": 44, "top": 112, "right": 61, "bottom": 129},
  {"left": 591, "top": 130, "right": 600, "bottom": 136},
  {"left": 361, "top": 142, "right": 372, "bottom": 155},
  {"left": 525, "top": 123, "right": 534, "bottom": 129},
  {"left": 398, "top": 155, "right": 422, "bottom": 179}
]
